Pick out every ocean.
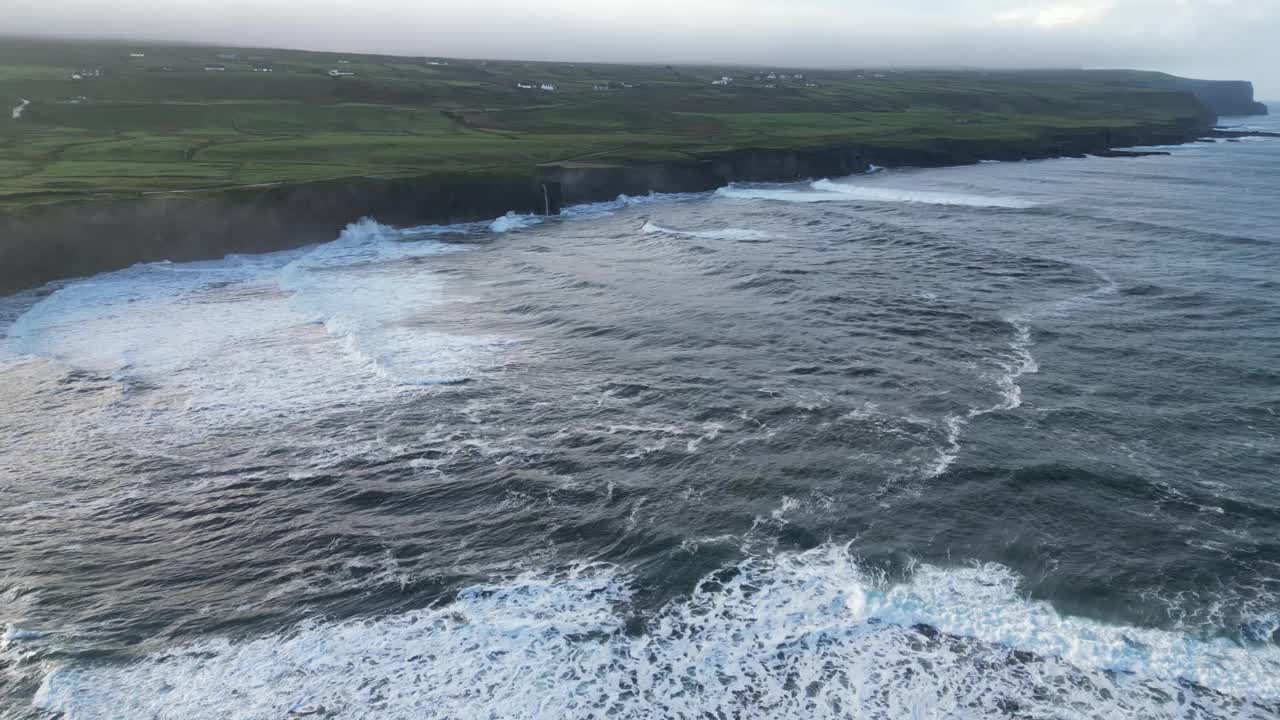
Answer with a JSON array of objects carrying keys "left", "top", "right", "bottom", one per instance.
[{"left": 2, "top": 117, "right": 1279, "bottom": 719}]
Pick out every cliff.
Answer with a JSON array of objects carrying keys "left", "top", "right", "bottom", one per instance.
[
  {"left": 542, "top": 123, "right": 1208, "bottom": 206},
  {"left": 0, "top": 118, "right": 1223, "bottom": 296},
  {"left": 0, "top": 172, "right": 549, "bottom": 296},
  {"left": 1150, "top": 78, "right": 1269, "bottom": 117}
]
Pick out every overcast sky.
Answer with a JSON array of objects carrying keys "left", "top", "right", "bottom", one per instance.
[{"left": 8, "top": 0, "right": 1278, "bottom": 97}]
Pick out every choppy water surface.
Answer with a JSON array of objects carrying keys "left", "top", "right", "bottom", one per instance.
[{"left": 3, "top": 119, "right": 1280, "bottom": 719}]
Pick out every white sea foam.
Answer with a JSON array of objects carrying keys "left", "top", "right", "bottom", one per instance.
[
  {"left": 714, "top": 182, "right": 1035, "bottom": 209},
  {"left": 926, "top": 315, "right": 1039, "bottom": 478},
  {"left": 715, "top": 185, "right": 845, "bottom": 203},
  {"left": 641, "top": 221, "right": 772, "bottom": 241},
  {"left": 4, "top": 217, "right": 506, "bottom": 436},
  {"left": 488, "top": 212, "right": 544, "bottom": 233},
  {"left": 33, "top": 546, "right": 1280, "bottom": 719},
  {"left": 10, "top": 99, "right": 29, "bottom": 120},
  {"left": 6, "top": 252, "right": 305, "bottom": 380},
  {"left": 811, "top": 179, "right": 1037, "bottom": 208},
  {"left": 278, "top": 218, "right": 506, "bottom": 385},
  {"left": 1, "top": 625, "right": 47, "bottom": 644},
  {"left": 924, "top": 263, "right": 1119, "bottom": 478},
  {"left": 559, "top": 191, "right": 709, "bottom": 220}
]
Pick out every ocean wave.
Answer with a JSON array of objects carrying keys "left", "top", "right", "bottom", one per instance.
[
  {"left": 811, "top": 179, "right": 1037, "bottom": 208},
  {"left": 488, "top": 212, "right": 544, "bottom": 233},
  {"left": 926, "top": 315, "right": 1039, "bottom": 478},
  {"left": 641, "top": 221, "right": 773, "bottom": 241},
  {"left": 559, "top": 191, "right": 710, "bottom": 220},
  {"left": 33, "top": 545, "right": 1280, "bottom": 720},
  {"left": 2, "top": 217, "right": 502, "bottom": 429},
  {"left": 714, "top": 185, "right": 845, "bottom": 203},
  {"left": 278, "top": 218, "right": 505, "bottom": 385},
  {"left": 714, "top": 182, "right": 1035, "bottom": 209}
]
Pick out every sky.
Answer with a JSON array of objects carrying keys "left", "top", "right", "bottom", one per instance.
[{"left": 7, "top": 0, "right": 1279, "bottom": 97}]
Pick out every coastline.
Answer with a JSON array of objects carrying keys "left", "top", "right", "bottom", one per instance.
[{"left": 0, "top": 119, "right": 1258, "bottom": 295}]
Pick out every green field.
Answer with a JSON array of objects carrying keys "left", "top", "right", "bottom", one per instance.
[{"left": 0, "top": 37, "right": 1212, "bottom": 208}]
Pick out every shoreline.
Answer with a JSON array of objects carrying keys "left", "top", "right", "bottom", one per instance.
[{"left": 0, "top": 121, "right": 1266, "bottom": 295}]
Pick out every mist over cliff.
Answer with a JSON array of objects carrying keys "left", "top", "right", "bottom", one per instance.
[{"left": 6, "top": 0, "right": 1279, "bottom": 97}]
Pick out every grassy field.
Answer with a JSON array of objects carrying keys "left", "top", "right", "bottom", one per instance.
[{"left": 0, "top": 37, "right": 1212, "bottom": 208}]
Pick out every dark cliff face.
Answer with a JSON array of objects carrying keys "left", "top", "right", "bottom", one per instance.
[
  {"left": 0, "top": 172, "right": 549, "bottom": 296},
  {"left": 1150, "top": 78, "right": 1269, "bottom": 117},
  {"left": 541, "top": 122, "right": 1213, "bottom": 207},
  {"left": 0, "top": 119, "right": 1215, "bottom": 295}
]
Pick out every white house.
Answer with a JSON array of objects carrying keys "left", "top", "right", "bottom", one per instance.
[
  {"left": 328, "top": 69, "right": 355, "bottom": 77},
  {"left": 70, "top": 73, "right": 83, "bottom": 80},
  {"left": 711, "top": 76, "right": 733, "bottom": 86},
  {"left": 540, "top": 83, "right": 557, "bottom": 92},
  {"left": 766, "top": 72, "right": 777, "bottom": 80},
  {"left": 129, "top": 52, "right": 145, "bottom": 58},
  {"left": 794, "top": 73, "right": 804, "bottom": 79},
  {"left": 427, "top": 60, "right": 449, "bottom": 66},
  {"left": 516, "top": 82, "right": 535, "bottom": 89}
]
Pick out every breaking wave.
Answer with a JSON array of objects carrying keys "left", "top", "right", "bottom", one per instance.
[
  {"left": 715, "top": 181, "right": 1035, "bottom": 208},
  {"left": 277, "top": 218, "right": 505, "bottom": 385},
  {"left": 488, "top": 212, "right": 544, "bottom": 233},
  {"left": 641, "top": 221, "right": 773, "bottom": 241},
  {"left": 811, "top": 179, "right": 1037, "bottom": 208},
  {"left": 559, "top": 191, "right": 710, "bottom": 220},
  {"left": 4, "top": 217, "right": 507, "bottom": 416},
  {"left": 33, "top": 546, "right": 1280, "bottom": 720}
]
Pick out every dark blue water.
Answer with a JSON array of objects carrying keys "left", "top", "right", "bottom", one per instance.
[{"left": 2, "top": 118, "right": 1279, "bottom": 719}]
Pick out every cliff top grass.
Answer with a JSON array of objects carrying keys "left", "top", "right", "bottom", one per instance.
[{"left": 0, "top": 37, "right": 1212, "bottom": 210}]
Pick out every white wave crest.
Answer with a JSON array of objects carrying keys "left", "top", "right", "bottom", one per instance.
[
  {"left": 715, "top": 182, "right": 1035, "bottom": 209},
  {"left": 2, "top": 625, "right": 48, "bottom": 644},
  {"left": 812, "top": 179, "right": 1037, "bottom": 208},
  {"left": 278, "top": 218, "right": 503, "bottom": 385},
  {"left": 488, "top": 212, "right": 543, "bottom": 233},
  {"left": 715, "top": 185, "right": 842, "bottom": 203},
  {"left": 3, "top": 217, "right": 502, "bottom": 437},
  {"left": 926, "top": 315, "right": 1039, "bottom": 478},
  {"left": 33, "top": 546, "right": 1280, "bottom": 720},
  {"left": 560, "top": 191, "right": 710, "bottom": 220},
  {"left": 641, "top": 221, "right": 772, "bottom": 241}
]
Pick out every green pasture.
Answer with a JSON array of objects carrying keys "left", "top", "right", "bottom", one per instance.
[{"left": 0, "top": 37, "right": 1212, "bottom": 208}]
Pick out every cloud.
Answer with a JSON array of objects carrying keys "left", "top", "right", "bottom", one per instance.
[
  {"left": 5, "top": 0, "right": 1278, "bottom": 97},
  {"left": 993, "top": 2, "right": 1114, "bottom": 28}
]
